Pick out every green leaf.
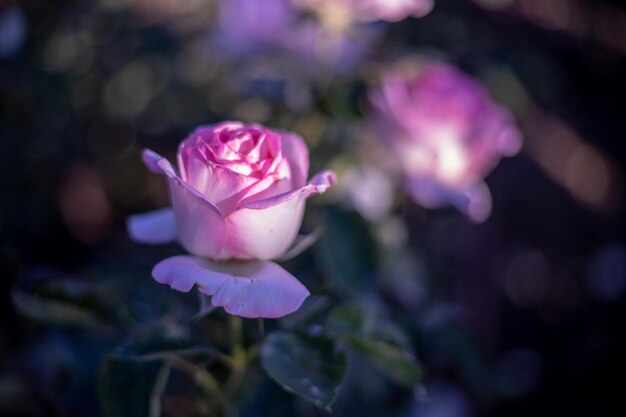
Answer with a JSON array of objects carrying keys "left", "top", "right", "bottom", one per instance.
[
  {"left": 109, "top": 321, "right": 214, "bottom": 361},
  {"left": 344, "top": 336, "right": 422, "bottom": 389},
  {"left": 279, "top": 295, "right": 333, "bottom": 331},
  {"left": 315, "top": 207, "right": 378, "bottom": 295},
  {"left": 261, "top": 331, "right": 346, "bottom": 411},
  {"left": 327, "top": 303, "right": 422, "bottom": 389},
  {"left": 326, "top": 302, "right": 409, "bottom": 348},
  {"left": 12, "top": 290, "right": 109, "bottom": 329}
]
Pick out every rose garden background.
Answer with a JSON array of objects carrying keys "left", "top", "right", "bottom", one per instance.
[{"left": 1, "top": 0, "right": 626, "bottom": 416}]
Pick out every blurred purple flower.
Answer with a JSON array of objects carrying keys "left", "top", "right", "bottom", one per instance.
[
  {"left": 356, "top": 0, "right": 434, "bottom": 22},
  {"left": 291, "top": 21, "right": 377, "bottom": 72},
  {"left": 0, "top": 6, "right": 26, "bottom": 59},
  {"left": 290, "top": 0, "right": 382, "bottom": 72},
  {"left": 369, "top": 62, "right": 522, "bottom": 222},
  {"left": 341, "top": 165, "right": 394, "bottom": 221},
  {"left": 216, "top": 0, "right": 297, "bottom": 54},
  {"left": 294, "top": 0, "right": 434, "bottom": 23},
  {"left": 213, "top": 0, "right": 372, "bottom": 71},
  {"left": 215, "top": 0, "right": 410, "bottom": 72}
]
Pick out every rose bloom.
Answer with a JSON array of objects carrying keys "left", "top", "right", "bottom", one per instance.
[
  {"left": 369, "top": 62, "right": 522, "bottom": 222},
  {"left": 288, "top": 0, "right": 381, "bottom": 72},
  {"left": 292, "top": 0, "right": 433, "bottom": 23},
  {"left": 128, "top": 122, "right": 336, "bottom": 318},
  {"left": 355, "top": 0, "right": 434, "bottom": 22}
]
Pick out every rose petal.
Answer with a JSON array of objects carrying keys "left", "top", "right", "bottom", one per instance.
[
  {"left": 226, "top": 198, "right": 305, "bottom": 260},
  {"left": 152, "top": 255, "right": 309, "bottom": 318},
  {"left": 370, "top": 71, "right": 415, "bottom": 135},
  {"left": 193, "top": 160, "right": 260, "bottom": 214},
  {"left": 237, "top": 170, "right": 336, "bottom": 210},
  {"left": 142, "top": 148, "right": 165, "bottom": 173},
  {"left": 280, "top": 132, "right": 309, "bottom": 188},
  {"left": 176, "top": 126, "right": 302, "bottom": 215},
  {"left": 241, "top": 174, "right": 293, "bottom": 200},
  {"left": 459, "top": 181, "right": 492, "bottom": 223},
  {"left": 225, "top": 170, "right": 336, "bottom": 260},
  {"left": 178, "top": 146, "right": 261, "bottom": 214},
  {"left": 142, "top": 149, "right": 228, "bottom": 259},
  {"left": 357, "top": 0, "right": 434, "bottom": 22},
  {"left": 126, "top": 208, "right": 177, "bottom": 244},
  {"left": 406, "top": 177, "right": 492, "bottom": 223},
  {"left": 276, "top": 227, "right": 323, "bottom": 262},
  {"left": 342, "top": 165, "right": 394, "bottom": 221}
]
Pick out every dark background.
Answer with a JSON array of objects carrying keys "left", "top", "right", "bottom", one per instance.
[{"left": 1, "top": 0, "right": 626, "bottom": 416}]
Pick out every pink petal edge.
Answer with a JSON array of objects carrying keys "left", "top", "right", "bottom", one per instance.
[
  {"left": 141, "top": 148, "right": 229, "bottom": 258},
  {"left": 151, "top": 255, "right": 310, "bottom": 318},
  {"left": 280, "top": 132, "right": 310, "bottom": 188},
  {"left": 142, "top": 149, "right": 225, "bottom": 216},
  {"left": 237, "top": 169, "right": 337, "bottom": 211},
  {"left": 142, "top": 149, "right": 165, "bottom": 174},
  {"left": 223, "top": 170, "right": 336, "bottom": 260}
]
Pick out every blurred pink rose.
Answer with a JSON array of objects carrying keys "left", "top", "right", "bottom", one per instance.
[
  {"left": 369, "top": 62, "right": 522, "bottom": 222},
  {"left": 289, "top": 0, "right": 381, "bottom": 72},
  {"left": 356, "top": 0, "right": 434, "bottom": 22},
  {"left": 128, "top": 121, "right": 336, "bottom": 317},
  {"left": 287, "top": 0, "right": 432, "bottom": 72},
  {"left": 292, "top": 0, "right": 433, "bottom": 23}
]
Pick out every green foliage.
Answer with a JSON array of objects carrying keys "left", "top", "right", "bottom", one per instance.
[
  {"left": 12, "top": 289, "right": 110, "bottom": 330},
  {"left": 261, "top": 331, "right": 347, "bottom": 411},
  {"left": 279, "top": 295, "right": 333, "bottom": 331},
  {"left": 343, "top": 337, "right": 422, "bottom": 389},
  {"left": 99, "top": 358, "right": 162, "bottom": 417},
  {"left": 108, "top": 320, "right": 214, "bottom": 361},
  {"left": 99, "top": 321, "right": 215, "bottom": 417},
  {"left": 316, "top": 207, "right": 378, "bottom": 295},
  {"left": 327, "top": 302, "right": 422, "bottom": 389}
]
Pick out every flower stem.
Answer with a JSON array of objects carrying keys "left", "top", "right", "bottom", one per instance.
[
  {"left": 257, "top": 318, "right": 265, "bottom": 339},
  {"left": 229, "top": 315, "right": 246, "bottom": 366},
  {"left": 166, "top": 355, "right": 223, "bottom": 414},
  {"left": 222, "top": 316, "right": 254, "bottom": 416},
  {"left": 149, "top": 361, "right": 171, "bottom": 417}
]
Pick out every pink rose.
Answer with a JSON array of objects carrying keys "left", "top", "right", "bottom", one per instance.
[
  {"left": 369, "top": 62, "right": 522, "bottom": 222},
  {"left": 292, "top": 0, "right": 433, "bottom": 23},
  {"left": 356, "top": 0, "right": 434, "bottom": 22},
  {"left": 128, "top": 122, "right": 336, "bottom": 318}
]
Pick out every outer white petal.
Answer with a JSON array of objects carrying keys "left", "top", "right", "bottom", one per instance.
[
  {"left": 152, "top": 255, "right": 310, "bottom": 318},
  {"left": 225, "top": 170, "right": 336, "bottom": 260},
  {"left": 142, "top": 149, "right": 228, "bottom": 259},
  {"left": 127, "top": 208, "right": 176, "bottom": 244}
]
